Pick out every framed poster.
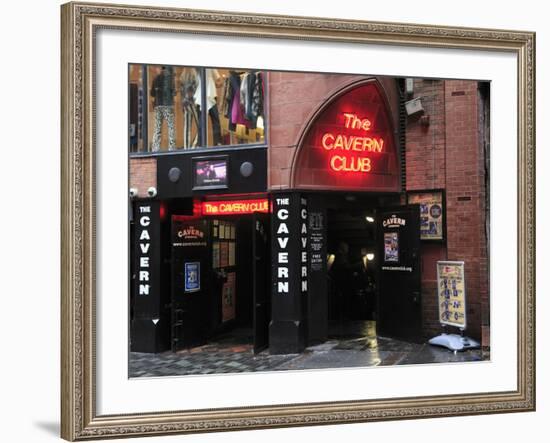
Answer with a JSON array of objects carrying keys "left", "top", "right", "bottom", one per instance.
[
  {"left": 384, "top": 232, "right": 399, "bottom": 262},
  {"left": 222, "top": 272, "right": 236, "bottom": 322},
  {"left": 228, "top": 241, "right": 236, "bottom": 267},
  {"left": 61, "top": 2, "right": 535, "bottom": 441},
  {"left": 184, "top": 262, "right": 200, "bottom": 292},
  {"left": 407, "top": 190, "right": 445, "bottom": 241},
  {"left": 220, "top": 241, "right": 229, "bottom": 267},
  {"left": 212, "top": 241, "right": 220, "bottom": 269}
]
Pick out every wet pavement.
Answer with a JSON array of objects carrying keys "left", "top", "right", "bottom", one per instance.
[{"left": 129, "top": 321, "right": 489, "bottom": 377}]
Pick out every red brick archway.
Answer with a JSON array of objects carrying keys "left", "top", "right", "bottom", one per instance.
[{"left": 290, "top": 79, "right": 401, "bottom": 192}]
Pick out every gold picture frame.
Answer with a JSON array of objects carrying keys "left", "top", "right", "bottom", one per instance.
[{"left": 61, "top": 1, "right": 535, "bottom": 440}]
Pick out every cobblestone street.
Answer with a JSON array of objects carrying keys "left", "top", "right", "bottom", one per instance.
[{"left": 130, "top": 321, "right": 488, "bottom": 377}]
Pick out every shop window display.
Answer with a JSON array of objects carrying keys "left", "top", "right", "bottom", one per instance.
[
  {"left": 128, "top": 64, "right": 145, "bottom": 152},
  {"left": 212, "top": 68, "right": 265, "bottom": 147},
  {"left": 129, "top": 64, "right": 266, "bottom": 153}
]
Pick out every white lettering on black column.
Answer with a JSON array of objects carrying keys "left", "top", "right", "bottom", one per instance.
[
  {"left": 275, "top": 198, "right": 290, "bottom": 294},
  {"left": 138, "top": 205, "right": 151, "bottom": 296},
  {"left": 300, "top": 198, "right": 308, "bottom": 293}
]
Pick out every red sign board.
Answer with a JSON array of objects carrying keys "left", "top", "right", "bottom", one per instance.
[
  {"left": 202, "top": 199, "right": 269, "bottom": 216},
  {"left": 293, "top": 81, "right": 400, "bottom": 192}
]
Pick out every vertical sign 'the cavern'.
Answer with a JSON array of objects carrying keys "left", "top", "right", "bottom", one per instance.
[
  {"left": 270, "top": 194, "right": 308, "bottom": 354},
  {"left": 131, "top": 200, "right": 165, "bottom": 353},
  {"left": 300, "top": 197, "right": 308, "bottom": 297}
]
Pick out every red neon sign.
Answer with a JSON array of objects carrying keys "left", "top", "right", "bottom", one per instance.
[
  {"left": 293, "top": 81, "right": 399, "bottom": 192},
  {"left": 202, "top": 199, "right": 269, "bottom": 215},
  {"left": 321, "top": 112, "right": 384, "bottom": 173}
]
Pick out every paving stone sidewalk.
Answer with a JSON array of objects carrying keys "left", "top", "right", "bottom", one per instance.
[{"left": 129, "top": 322, "right": 488, "bottom": 377}]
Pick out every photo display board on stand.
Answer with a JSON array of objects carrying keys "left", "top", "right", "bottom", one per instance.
[
  {"left": 436, "top": 261, "right": 466, "bottom": 328},
  {"left": 429, "top": 260, "right": 480, "bottom": 351}
]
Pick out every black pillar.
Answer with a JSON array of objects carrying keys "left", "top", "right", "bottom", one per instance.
[
  {"left": 269, "top": 193, "right": 308, "bottom": 354},
  {"left": 130, "top": 200, "right": 169, "bottom": 353}
]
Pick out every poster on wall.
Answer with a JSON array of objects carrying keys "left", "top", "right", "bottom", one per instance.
[
  {"left": 184, "top": 262, "right": 201, "bottom": 293},
  {"left": 384, "top": 232, "right": 399, "bottom": 262},
  {"left": 309, "top": 212, "right": 324, "bottom": 272},
  {"left": 436, "top": 261, "right": 467, "bottom": 328},
  {"left": 222, "top": 272, "right": 236, "bottom": 322},
  {"left": 212, "top": 242, "right": 220, "bottom": 269},
  {"left": 407, "top": 190, "right": 445, "bottom": 240},
  {"left": 228, "top": 242, "right": 236, "bottom": 267},
  {"left": 220, "top": 242, "right": 229, "bottom": 267}
]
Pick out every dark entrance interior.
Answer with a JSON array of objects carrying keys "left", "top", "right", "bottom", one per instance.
[
  {"left": 325, "top": 194, "right": 384, "bottom": 337},
  {"left": 324, "top": 194, "right": 423, "bottom": 343}
]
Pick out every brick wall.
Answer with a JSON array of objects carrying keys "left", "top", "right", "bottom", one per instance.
[
  {"left": 406, "top": 79, "right": 489, "bottom": 344},
  {"left": 268, "top": 72, "right": 399, "bottom": 189},
  {"left": 129, "top": 157, "right": 157, "bottom": 198}
]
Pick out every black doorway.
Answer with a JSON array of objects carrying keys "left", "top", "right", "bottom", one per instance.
[
  {"left": 376, "top": 205, "right": 422, "bottom": 341},
  {"left": 170, "top": 213, "right": 270, "bottom": 353},
  {"left": 325, "top": 196, "right": 378, "bottom": 338}
]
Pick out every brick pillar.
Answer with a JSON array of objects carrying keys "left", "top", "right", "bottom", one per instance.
[{"left": 444, "top": 80, "right": 487, "bottom": 342}]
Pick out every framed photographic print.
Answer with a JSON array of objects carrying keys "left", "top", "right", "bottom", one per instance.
[{"left": 61, "top": 1, "right": 535, "bottom": 441}]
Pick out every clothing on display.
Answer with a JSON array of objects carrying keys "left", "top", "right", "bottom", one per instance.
[
  {"left": 230, "top": 76, "right": 250, "bottom": 128},
  {"left": 201, "top": 69, "right": 222, "bottom": 111},
  {"left": 150, "top": 67, "right": 176, "bottom": 151},
  {"left": 204, "top": 105, "right": 222, "bottom": 147},
  {"left": 180, "top": 68, "right": 201, "bottom": 148},
  {"left": 222, "top": 71, "right": 264, "bottom": 133},
  {"left": 204, "top": 69, "right": 222, "bottom": 146},
  {"left": 180, "top": 68, "right": 222, "bottom": 147},
  {"left": 152, "top": 105, "right": 176, "bottom": 151},
  {"left": 151, "top": 66, "right": 176, "bottom": 107},
  {"left": 249, "top": 72, "right": 264, "bottom": 127},
  {"left": 144, "top": 65, "right": 264, "bottom": 151},
  {"left": 183, "top": 103, "right": 200, "bottom": 149}
]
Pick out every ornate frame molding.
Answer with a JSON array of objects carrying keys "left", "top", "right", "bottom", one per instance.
[{"left": 61, "top": 2, "right": 535, "bottom": 440}]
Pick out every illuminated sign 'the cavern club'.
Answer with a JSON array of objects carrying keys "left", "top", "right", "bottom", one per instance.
[
  {"left": 202, "top": 199, "right": 269, "bottom": 216},
  {"left": 321, "top": 112, "right": 385, "bottom": 173}
]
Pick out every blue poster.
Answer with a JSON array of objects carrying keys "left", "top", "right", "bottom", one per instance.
[{"left": 184, "top": 262, "right": 200, "bottom": 292}]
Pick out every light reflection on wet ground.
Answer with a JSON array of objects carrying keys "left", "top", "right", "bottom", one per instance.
[{"left": 129, "top": 321, "right": 488, "bottom": 378}]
